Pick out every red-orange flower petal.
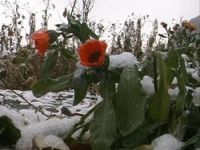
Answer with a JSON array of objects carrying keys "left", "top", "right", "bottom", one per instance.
[
  {"left": 78, "top": 39, "right": 107, "bottom": 67},
  {"left": 31, "top": 29, "right": 50, "bottom": 57}
]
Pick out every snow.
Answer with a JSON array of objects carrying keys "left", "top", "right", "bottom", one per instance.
[
  {"left": 187, "top": 68, "right": 200, "bottom": 82},
  {"left": 0, "top": 105, "right": 28, "bottom": 128},
  {"left": 192, "top": 87, "right": 200, "bottom": 106},
  {"left": 108, "top": 52, "right": 139, "bottom": 70},
  {"left": 140, "top": 75, "right": 155, "bottom": 97},
  {"left": 32, "top": 135, "right": 70, "bottom": 150},
  {"left": 168, "top": 87, "right": 180, "bottom": 101},
  {"left": 0, "top": 89, "right": 100, "bottom": 150},
  {"left": 16, "top": 117, "right": 80, "bottom": 150},
  {"left": 151, "top": 134, "right": 184, "bottom": 150},
  {"left": 73, "top": 61, "right": 87, "bottom": 78}
]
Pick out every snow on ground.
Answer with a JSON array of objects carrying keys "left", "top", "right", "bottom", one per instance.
[
  {"left": 152, "top": 134, "right": 184, "bottom": 150},
  {"left": 32, "top": 135, "right": 70, "bottom": 150},
  {"left": 0, "top": 89, "right": 101, "bottom": 150}
]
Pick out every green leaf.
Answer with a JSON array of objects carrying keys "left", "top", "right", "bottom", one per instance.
[
  {"left": 41, "top": 50, "right": 58, "bottom": 78},
  {"left": 179, "top": 57, "right": 188, "bottom": 83},
  {"left": 181, "top": 134, "right": 200, "bottom": 150},
  {"left": 32, "top": 74, "right": 73, "bottom": 97},
  {"left": 114, "top": 67, "right": 146, "bottom": 136},
  {"left": 179, "top": 111, "right": 200, "bottom": 129},
  {"left": 165, "top": 49, "right": 179, "bottom": 85},
  {"left": 0, "top": 116, "right": 21, "bottom": 146},
  {"left": 150, "top": 52, "right": 170, "bottom": 123},
  {"left": 114, "top": 122, "right": 159, "bottom": 148},
  {"left": 67, "top": 14, "right": 98, "bottom": 42},
  {"left": 90, "top": 78, "right": 117, "bottom": 150},
  {"left": 59, "top": 48, "right": 77, "bottom": 62},
  {"left": 73, "top": 75, "right": 89, "bottom": 105},
  {"left": 175, "top": 73, "right": 186, "bottom": 115}
]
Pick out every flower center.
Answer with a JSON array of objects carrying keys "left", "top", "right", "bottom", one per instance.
[{"left": 88, "top": 51, "right": 100, "bottom": 63}]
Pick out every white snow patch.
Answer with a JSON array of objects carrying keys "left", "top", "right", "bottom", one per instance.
[
  {"left": 140, "top": 75, "right": 155, "bottom": 97},
  {"left": 32, "top": 135, "right": 70, "bottom": 150},
  {"left": 19, "top": 109, "right": 47, "bottom": 124},
  {"left": 192, "top": 87, "right": 200, "bottom": 106},
  {"left": 16, "top": 116, "right": 80, "bottom": 150},
  {"left": 0, "top": 105, "right": 28, "bottom": 128},
  {"left": 0, "top": 89, "right": 99, "bottom": 150},
  {"left": 187, "top": 68, "right": 200, "bottom": 82},
  {"left": 168, "top": 87, "right": 180, "bottom": 101},
  {"left": 151, "top": 134, "right": 184, "bottom": 150},
  {"left": 109, "top": 52, "right": 138, "bottom": 70},
  {"left": 74, "top": 61, "right": 87, "bottom": 78}
]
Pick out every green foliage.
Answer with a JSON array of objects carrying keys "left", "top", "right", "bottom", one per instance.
[
  {"left": 41, "top": 50, "right": 59, "bottom": 79},
  {"left": 114, "top": 121, "right": 159, "bottom": 148},
  {"left": 150, "top": 52, "right": 170, "bottom": 122},
  {"left": 32, "top": 74, "right": 73, "bottom": 97},
  {"left": 0, "top": 116, "right": 21, "bottom": 146},
  {"left": 73, "top": 75, "right": 89, "bottom": 105},
  {"left": 90, "top": 78, "right": 117, "bottom": 150},
  {"left": 29, "top": 11, "right": 200, "bottom": 150},
  {"left": 114, "top": 67, "right": 146, "bottom": 136}
]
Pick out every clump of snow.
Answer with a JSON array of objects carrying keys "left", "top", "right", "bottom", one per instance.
[
  {"left": 140, "top": 75, "right": 155, "bottom": 97},
  {"left": 151, "top": 134, "right": 184, "bottom": 150},
  {"left": 74, "top": 61, "right": 87, "bottom": 78},
  {"left": 192, "top": 87, "right": 200, "bottom": 106},
  {"left": 187, "top": 68, "right": 200, "bottom": 82},
  {"left": 0, "top": 105, "right": 28, "bottom": 128},
  {"left": 168, "top": 87, "right": 180, "bottom": 101},
  {"left": 108, "top": 52, "right": 139, "bottom": 70},
  {"left": 16, "top": 116, "right": 80, "bottom": 150},
  {"left": 172, "top": 77, "right": 178, "bottom": 85},
  {"left": 19, "top": 109, "right": 47, "bottom": 124},
  {"left": 32, "top": 135, "right": 70, "bottom": 150}
]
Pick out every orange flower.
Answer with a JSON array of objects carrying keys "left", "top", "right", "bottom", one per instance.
[
  {"left": 31, "top": 29, "right": 50, "bottom": 57},
  {"left": 78, "top": 39, "right": 107, "bottom": 67}
]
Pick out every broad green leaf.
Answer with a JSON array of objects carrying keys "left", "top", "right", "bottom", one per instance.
[
  {"left": 175, "top": 56, "right": 188, "bottom": 115},
  {"left": 32, "top": 74, "right": 73, "bottom": 97},
  {"left": 41, "top": 50, "right": 58, "bottom": 78},
  {"left": 90, "top": 78, "right": 117, "bottom": 150},
  {"left": 150, "top": 52, "right": 170, "bottom": 123},
  {"left": 0, "top": 116, "right": 21, "bottom": 146},
  {"left": 73, "top": 75, "right": 89, "bottom": 105},
  {"left": 115, "top": 67, "right": 146, "bottom": 136}
]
